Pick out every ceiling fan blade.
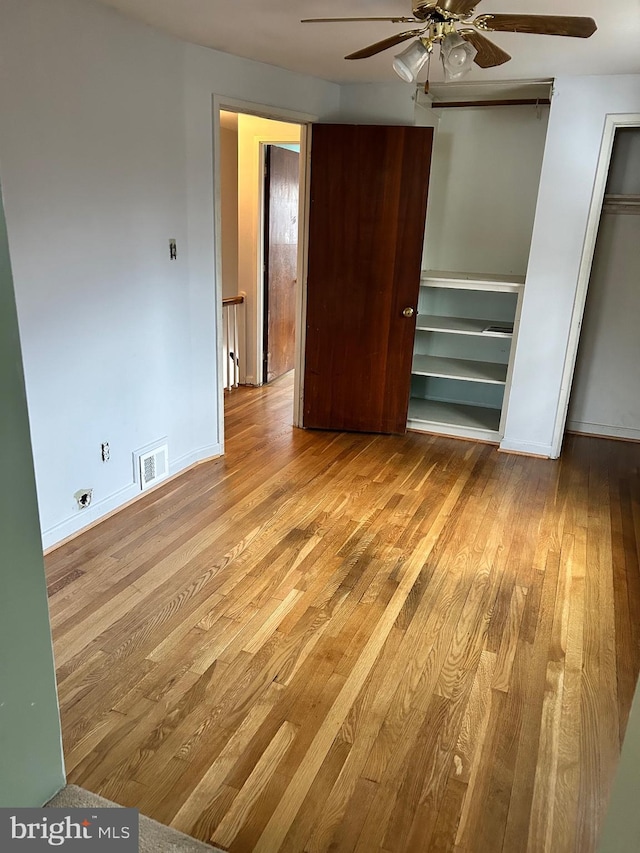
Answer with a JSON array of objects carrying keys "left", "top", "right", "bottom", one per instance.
[
  {"left": 302, "top": 17, "right": 418, "bottom": 24},
  {"left": 476, "top": 14, "right": 597, "bottom": 38},
  {"left": 345, "top": 29, "right": 425, "bottom": 60},
  {"left": 460, "top": 30, "right": 510, "bottom": 67}
]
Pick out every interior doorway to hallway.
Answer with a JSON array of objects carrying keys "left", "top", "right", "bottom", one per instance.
[
  {"left": 263, "top": 142, "right": 300, "bottom": 384},
  {"left": 218, "top": 110, "right": 302, "bottom": 399}
]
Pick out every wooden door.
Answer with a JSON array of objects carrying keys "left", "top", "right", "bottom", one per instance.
[
  {"left": 303, "top": 124, "right": 433, "bottom": 434},
  {"left": 264, "top": 145, "right": 299, "bottom": 383}
]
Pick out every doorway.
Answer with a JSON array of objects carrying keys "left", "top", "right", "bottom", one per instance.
[
  {"left": 565, "top": 127, "right": 640, "bottom": 442},
  {"left": 218, "top": 110, "right": 302, "bottom": 397},
  {"left": 263, "top": 143, "right": 300, "bottom": 384},
  {"left": 553, "top": 114, "right": 640, "bottom": 453}
]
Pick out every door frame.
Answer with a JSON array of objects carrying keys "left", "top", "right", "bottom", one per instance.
[
  {"left": 212, "top": 96, "right": 314, "bottom": 444},
  {"left": 550, "top": 113, "right": 640, "bottom": 457}
]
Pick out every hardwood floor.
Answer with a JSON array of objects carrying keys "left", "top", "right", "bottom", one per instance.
[{"left": 46, "top": 373, "right": 640, "bottom": 852}]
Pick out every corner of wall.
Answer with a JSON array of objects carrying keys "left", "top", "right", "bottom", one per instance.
[{"left": 338, "top": 82, "right": 418, "bottom": 125}]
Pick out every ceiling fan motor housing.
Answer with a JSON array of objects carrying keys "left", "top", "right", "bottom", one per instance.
[{"left": 414, "top": 3, "right": 461, "bottom": 23}]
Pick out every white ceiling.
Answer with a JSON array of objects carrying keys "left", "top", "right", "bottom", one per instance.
[{"left": 94, "top": 0, "right": 640, "bottom": 84}]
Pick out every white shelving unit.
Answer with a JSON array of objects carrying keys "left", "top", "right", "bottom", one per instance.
[
  {"left": 412, "top": 354, "right": 509, "bottom": 385},
  {"left": 407, "top": 270, "right": 524, "bottom": 442},
  {"left": 415, "top": 315, "right": 514, "bottom": 337}
]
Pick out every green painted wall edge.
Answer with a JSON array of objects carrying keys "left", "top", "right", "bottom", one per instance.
[
  {"left": 598, "top": 680, "right": 640, "bottom": 851},
  {"left": 0, "top": 181, "right": 65, "bottom": 805}
]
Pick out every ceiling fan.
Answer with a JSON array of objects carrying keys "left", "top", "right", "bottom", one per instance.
[{"left": 301, "top": 2, "right": 597, "bottom": 82}]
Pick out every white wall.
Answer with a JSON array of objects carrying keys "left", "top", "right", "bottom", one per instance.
[
  {"left": 502, "top": 76, "right": 640, "bottom": 457},
  {"left": 0, "top": 0, "right": 192, "bottom": 546},
  {"left": 339, "top": 83, "right": 418, "bottom": 125},
  {"left": 423, "top": 105, "right": 549, "bottom": 275},
  {"left": 0, "top": 0, "right": 340, "bottom": 547}
]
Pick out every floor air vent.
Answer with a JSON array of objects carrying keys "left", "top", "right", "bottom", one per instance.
[{"left": 137, "top": 443, "right": 169, "bottom": 491}]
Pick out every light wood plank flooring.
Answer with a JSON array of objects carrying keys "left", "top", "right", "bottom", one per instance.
[{"left": 46, "top": 373, "right": 640, "bottom": 852}]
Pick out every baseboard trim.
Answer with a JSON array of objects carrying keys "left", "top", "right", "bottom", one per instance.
[
  {"left": 170, "top": 444, "right": 223, "bottom": 476},
  {"left": 42, "top": 443, "right": 222, "bottom": 554},
  {"left": 566, "top": 421, "right": 640, "bottom": 442},
  {"left": 498, "top": 437, "right": 554, "bottom": 458}
]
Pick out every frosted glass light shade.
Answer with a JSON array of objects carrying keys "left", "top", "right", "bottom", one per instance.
[
  {"left": 392, "top": 40, "right": 430, "bottom": 83},
  {"left": 441, "top": 33, "right": 477, "bottom": 81}
]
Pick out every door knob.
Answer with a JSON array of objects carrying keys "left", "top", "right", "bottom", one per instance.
[{"left": 402, "top": 307, "right": 415, "bottom": 318}]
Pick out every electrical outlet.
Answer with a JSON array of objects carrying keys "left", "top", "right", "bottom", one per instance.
[
  {"left": 74, "top": 489, "right": 93, "bottom": 509},
  {"left": 101, "top": 442, "right": 110, "bottom": 462}
]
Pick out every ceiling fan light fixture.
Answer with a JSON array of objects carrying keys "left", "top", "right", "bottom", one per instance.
[
  {"left": 441, "top": 32, "right": 477, "bottom": 80},
  {"left": 392, "top": 39, "right": 431, "bottom": 83}
]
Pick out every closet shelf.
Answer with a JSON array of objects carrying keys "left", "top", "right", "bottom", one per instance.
[
  {"left": 602, "top": 194, "right": 640, "bottom": 215},
  {"left": 421, "top": 270, "right": 525, "bottom": 293},
  {"left": 415, "top": 314, "right": 514, "bottom": 337},
  {"left": 411, "top": 354, "right": 508, "bottom": 385},
  {"left": 408, "top": 398, "right": 501, "bottom": 435}
]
